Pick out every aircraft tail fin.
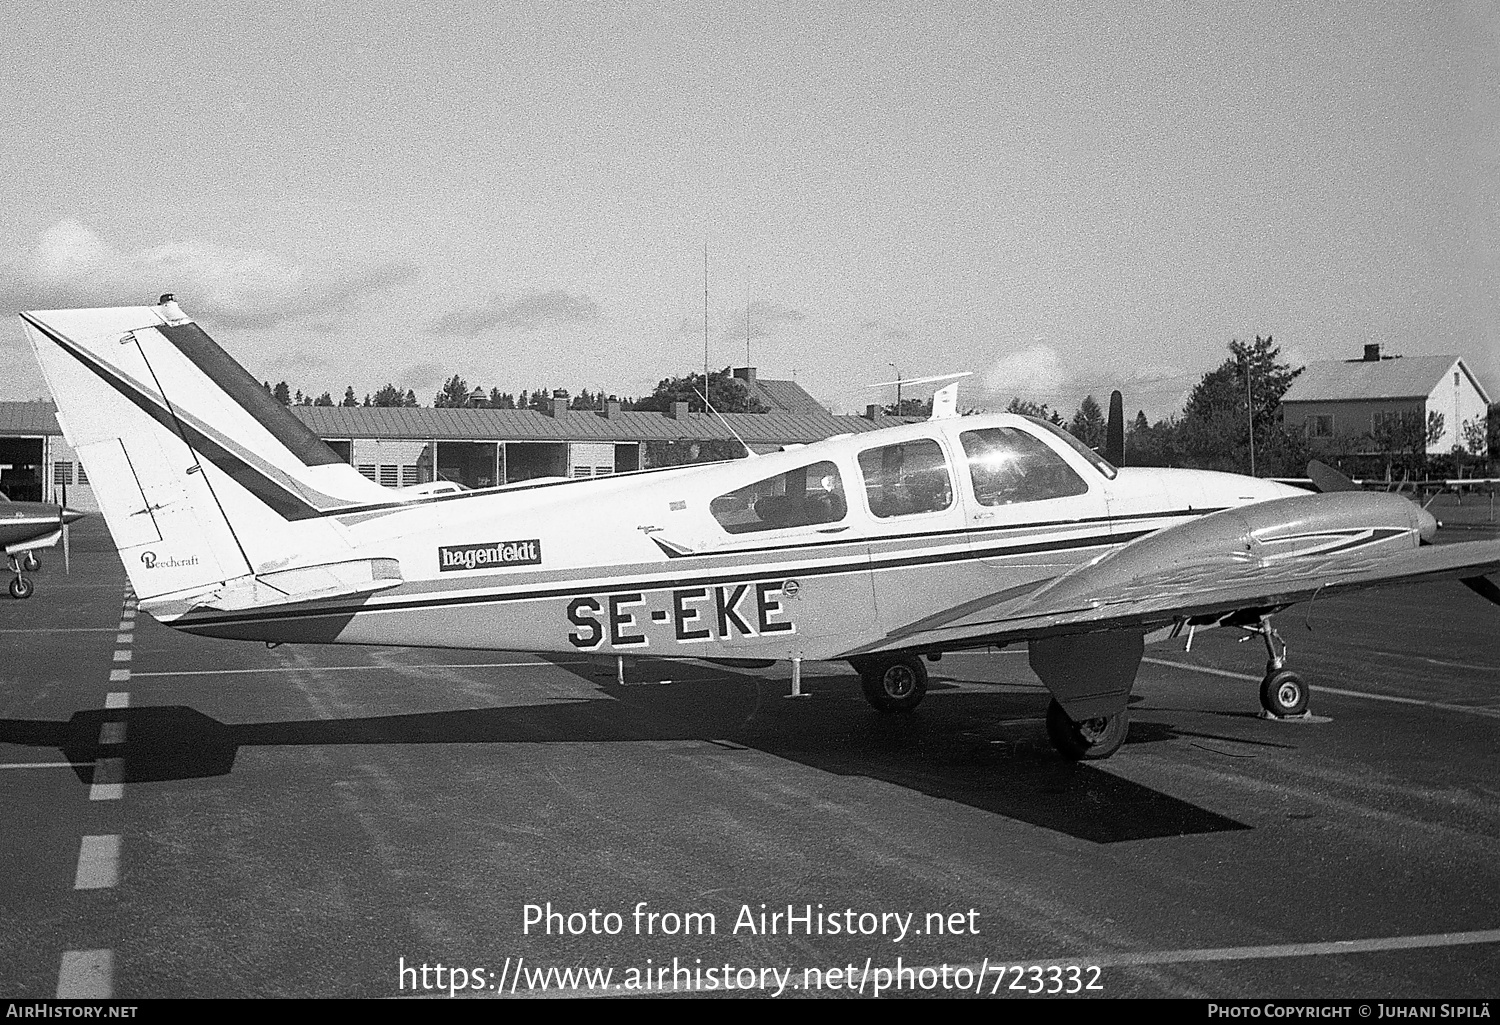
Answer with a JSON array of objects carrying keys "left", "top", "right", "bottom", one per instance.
[{"left": 20, "top": 299, "right": 390, "bottom": 607}]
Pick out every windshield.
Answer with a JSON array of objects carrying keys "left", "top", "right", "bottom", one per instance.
[{"left": 1024, "top": 416, "right": 1118, "bottom": 479}]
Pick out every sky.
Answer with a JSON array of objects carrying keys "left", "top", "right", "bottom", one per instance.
[{"left": 1, "top": 1, "right": 1496, "bottom": 420}]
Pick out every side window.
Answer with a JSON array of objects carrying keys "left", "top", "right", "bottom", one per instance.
[
  {"left": 858, "top": 439, "right": 953, "bottom": 518},
  {"left": 710, "top": 461, "right": 847, "bottom": 534},
  {"left": 961, "top": 428, "right": 1088, "bottom": 506}
]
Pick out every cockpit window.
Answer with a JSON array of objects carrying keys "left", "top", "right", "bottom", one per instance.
[
  {"left": 710, "top": 461, "right": 847, "bottom": 534},
  {"left": 1025, "top": 416, "right": 1119, "bottom": 479},
  {"left": 858, "top": 438, "right": 953, "bottom": 518},
  {"left": 961, "top": 428, "right": 1089, "bottom": 505}
]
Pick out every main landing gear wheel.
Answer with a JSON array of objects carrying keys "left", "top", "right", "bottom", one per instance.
[
  {"left": 855, "top": 655, "right": 928, "bottom": 713},
  {"left": 1260, "top": 668, "right": 1309, "bottom": 718},
  {"left": 21, "top": 553, "right": 39, "bottom": 572},
  {"left": 1045, "top": 698, "right": 1128, "bottom": 761},
  {"left": 9, "top": 576, "right": 34, "bottom": 600}
]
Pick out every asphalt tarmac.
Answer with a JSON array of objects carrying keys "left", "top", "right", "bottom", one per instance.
[{"left": 2, "top": 519, "right": 1497, "bottom": 999}]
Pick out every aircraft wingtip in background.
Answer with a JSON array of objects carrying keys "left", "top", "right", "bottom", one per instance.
[{"left": 17, "top": 298, "right": 1500, "bottom": 762}]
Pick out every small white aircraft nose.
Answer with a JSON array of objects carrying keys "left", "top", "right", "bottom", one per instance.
[{"left": 1418, "top": 507, "right": 1439, "bottom": 543}]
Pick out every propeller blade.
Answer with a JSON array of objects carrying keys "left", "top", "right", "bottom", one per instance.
[
  {"left": 1461, "top": 575, "right": 1500, "bottom": 607},
  {"left": 63, "top": 522, "right": 70, "bottom": 574},
  {"left": 1306, "top": 460, "right": 1361, "bottom": 494},
  {"left": 1105, "top": 390, "right": 1124, "bottom": 467}
]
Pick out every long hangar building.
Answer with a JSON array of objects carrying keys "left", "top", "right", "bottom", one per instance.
[{"left": 0, "top": 369, "right": 909, "bottom": 508}]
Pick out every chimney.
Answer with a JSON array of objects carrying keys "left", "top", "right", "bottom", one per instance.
[
  {"left": 668, "top": 401, "right": 691, "bottom": 420},
  {"left": 864, "top": 404, "right": 880, "bottom": 420},
  {"left": 599, "top": 400, "right": 622, "bottom": 419},
  {"left": 733, "top": 367, "right": 757, "bottom": 384},
  {"left": 544, "top": 397, "right": 568, "bottom": 418},
  {"left": 1363, "top": 343, "right": 1381, "bottom": 362}
]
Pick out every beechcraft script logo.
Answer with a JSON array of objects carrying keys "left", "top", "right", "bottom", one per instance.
[{"left": 438, "top": 539, "right": 542, "bottom": 572}]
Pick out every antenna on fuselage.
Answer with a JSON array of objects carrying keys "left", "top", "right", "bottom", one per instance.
[
  {"left": 693, "top": 386, "right": 757, "bottom": 459},
  {"left": 866, "top": 371, "right": 974, "bottom": 420}
]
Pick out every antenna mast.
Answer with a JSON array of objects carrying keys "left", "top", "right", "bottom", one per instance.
[{"left": 703, "top": 242, "right": 709, "bottom": 410}]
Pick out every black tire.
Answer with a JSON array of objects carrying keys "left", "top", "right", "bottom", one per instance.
[
  {"left": 858, "top": 655, "right": 928, "bottom": 712},
  {"left": 1045, "top": 698, "right": 1128, "bottom": 760},
  {"left": 21, "top": 553, "right": 39, "bottom": 572},
  {"left": 1260, "top": 669, "right": 1309, "bottom": 718},
  {"left": 9, "top": 576, "right": 33, "bottom": 600}
]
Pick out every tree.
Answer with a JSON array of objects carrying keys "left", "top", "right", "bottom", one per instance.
[
  {"left": 273, "top": 381, "right": 291, "bottom": 406},
  {"left": 367, "top": 384, "right": 406, "bottom": 407},
  {"left": 1067, "top": 395, "right": 1106, "bottom": 450},
  {"left": 314, "top": 392, "right": 334, "bottom": 407},
  {"left": 341, "top": 387, "right": 359, "bottom": 407},
  {"left": 1368, "top": 409, "right": 1443, "bottom": 479},
  {"left": 433, "top": 375, "right": 470, "bottom": 407},
  {"left": 882, "top": 397, "right": 932, "bottom": 417},
  {"left": 1177, "top": 336, "right": 1305, "bottom": 475},
  {"left": 1005, "top": 397, "right": 1058, "bottom": 420},
  {"left": 633, "top": 368, "right": 766, "bottom": 414},
  {"left": 489, "top": 388, "right": 514, "bottom": 409}
]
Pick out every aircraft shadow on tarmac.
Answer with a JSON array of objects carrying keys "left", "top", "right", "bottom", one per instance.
[{"left": 0, "top": 658, "right": 1252, "bottom": 844}]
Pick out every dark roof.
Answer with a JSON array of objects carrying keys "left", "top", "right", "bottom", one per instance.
[
  {"left": 0, "top": 397, "right": 911, "bottom": 446},
  {"left": 746, "top": 377, "right": 827, "bottom": 414},
  {"left": 0, "top": 401, "right": 60, "bottom": 435},
  {"left": 1281, "top": 355, "right": 1490, "bottom": 404},
  {"left": 291, "top": 405, "right": 909, "bottom": 444}
]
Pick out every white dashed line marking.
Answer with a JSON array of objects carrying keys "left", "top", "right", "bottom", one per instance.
[
  {"left": 111, "top": 650, "right": 131, "bottom": 662},
  {"left": 98, "top": 721, "right": 126, "bottom": 745},
  {"left": 73, "top": 835, "right": 120, "bottom": 890},
  {"left": 56, "top": 949, "right": 112, "bottom": 998},
  {"left": 89, "top": 758, "right": 124, "bottom": 801},
  {"left": 105, "top": 692, "right": 129, "bottom": 708}
]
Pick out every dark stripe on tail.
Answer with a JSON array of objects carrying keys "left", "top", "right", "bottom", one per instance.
[{"left": 157, "top": 322, "right": 345, "bottom": 467}]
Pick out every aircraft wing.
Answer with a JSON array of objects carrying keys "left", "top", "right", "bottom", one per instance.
[{"left": 849, "top": 492, "right": 1500, "bottom": 656}]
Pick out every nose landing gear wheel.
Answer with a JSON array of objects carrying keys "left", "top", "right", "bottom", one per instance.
[
  {"left": 855, "top": 655, "right": 928, "bottom": 712},
  {"left": 1260, "top": 668, "right": 1308, "bottom": 718},
  {"left": 1046, "top": 698, "right": 1128, "bottom": 760},
  {"left": 9, "top": 575, "right": 34, "bottom": 599}
]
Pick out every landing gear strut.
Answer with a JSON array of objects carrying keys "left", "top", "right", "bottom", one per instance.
[
  {"left": 7, "top": 556, "right": 34, "bottom": 600},
  {"left": 851, "top": 654, "right": 928, "bottom": 713},
  {"left": 1246, "top": 616, "right": 1309, "bottom": 718}
]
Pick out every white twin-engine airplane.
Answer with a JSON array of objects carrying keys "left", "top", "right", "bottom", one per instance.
[{"left": 20, "top": 300, "right": 1500, "bottom": 760}]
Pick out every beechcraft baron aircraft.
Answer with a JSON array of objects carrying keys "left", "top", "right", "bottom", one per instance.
[
  {"left": 1, "top": 493, "right": 83, "bottom": 598},
  {"left": 19, "top": 300, "right": 1500, "bottom": 759}
]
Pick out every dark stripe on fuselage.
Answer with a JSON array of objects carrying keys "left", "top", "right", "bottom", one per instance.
[{"left": 173, "top": 526, "right": 1157, "bottom": 632}]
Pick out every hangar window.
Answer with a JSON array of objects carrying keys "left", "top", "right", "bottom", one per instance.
[
  {"left": 53, "top": 462, "right": 73, "bottom": 486},
  {"left": 710, "top": 460, "right": 847, "bottom": 534},
  {"left": 858, "top": 439, "right": 953, "bottom": 518},
  {"left": 1306, "top": 415, "right": 1333, "bottom": 438},
  {"left": 961, "top": 428, "right": 1088, "bottom": 506}
]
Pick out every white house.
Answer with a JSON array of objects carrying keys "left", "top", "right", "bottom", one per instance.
[{"left": 1280, "top": 345, "right": 1491, "bottom": 456}]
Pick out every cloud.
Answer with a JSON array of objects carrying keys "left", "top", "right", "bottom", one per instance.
[
  {"left": 0, "top": 220, "right": 412, "bottom": 330},
  {"left": 982, "top": 343, "right": 1068, "bottom": 400},
  {"left": 431, "top": 290, "right": 600, "bottom": 336},
  {"left": 725, "top": 300, "right": 806, "bottom": 341},
  {"left": 860, "top": 319, "right": 910, "bottom": 342}
]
